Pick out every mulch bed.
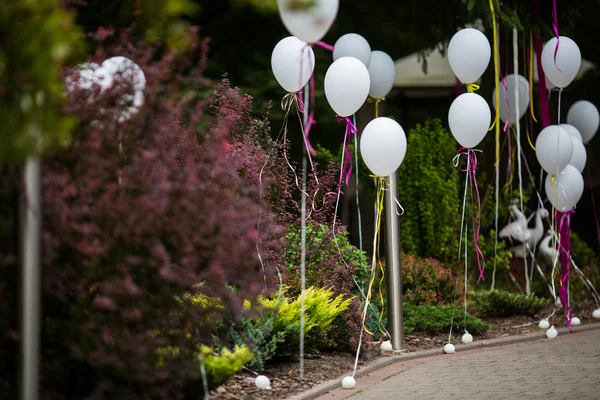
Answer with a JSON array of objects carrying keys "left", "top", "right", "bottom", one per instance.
[{"left": 209, "top": 309, "right": 598, "bottom": 400}]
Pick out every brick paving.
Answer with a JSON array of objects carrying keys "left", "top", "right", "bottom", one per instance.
[{"left": 318, "top": 329, "right": 600, "bottom": 400}]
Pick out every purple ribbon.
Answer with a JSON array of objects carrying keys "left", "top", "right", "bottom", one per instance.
[
  {"left": 557, "top": 210, "right": 575, "bottom": 328},
  {"left": 457, "top": 148, "right": 485, "bottom": 283},
  {"left": 314, "top": 41, "right": 334, "bottom": 51},
  {"left": 337, "top": 117, "right": 358, "bottom": 188},
  {"left": 299, "top": 44, "right": 317, "bottom": 156}
]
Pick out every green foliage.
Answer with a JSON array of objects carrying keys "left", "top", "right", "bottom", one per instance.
[
  {"left": 398, "top": 119, "right": 460, "bottom": 264},
  {"left": 261, "top": 287, "right": 351, "bottom": 347},
  {"left": 403, "top": 303, "right": 490, "bottom": 336},
  {"left": 571, "top": 232, "right": 598, "bottom": 269},
  {"left": 199, "top": 345, "right": 254, "bottom": 388},
  {"left": 0, "top": 0, "right": 84, "bottom": 162},
  {"left": 471, "top": 290, "right": 550, "bottom": 317},
  {"left": 284, "top": 222, "right": 370, "bottom": 296},
  {"left": 364, "top": 301, "right": 388, "bottom": 341},
  {"left": 401, "top": 253, "right": 461, "bottom": 306},
  {"left": 225, "top": 309, "right": 285, "bottom": 371}
]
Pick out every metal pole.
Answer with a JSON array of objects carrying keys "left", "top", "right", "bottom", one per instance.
[
  {"left": 19, "top": 156, "right": 41, "bottom": 400},
  {"left": 385, "top": 171, "right": 404, "bottom": 351}
]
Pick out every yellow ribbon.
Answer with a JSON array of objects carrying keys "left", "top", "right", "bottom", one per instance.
[
  {"left": 489, "top": 0, "right": 501, "bottom": 167},
  {"left": 368, "top": 97, "right": 385, "bottom": 118},
  {"left": 466, "top": 83, "right": 480, "bottom": 93},
  {"left": 528, "top": 31, "right": 538, "bottom": 124}
]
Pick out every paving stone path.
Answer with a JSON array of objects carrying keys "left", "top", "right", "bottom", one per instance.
[{"left": 319, "top": 329, "right": 600, "bottom": 400}]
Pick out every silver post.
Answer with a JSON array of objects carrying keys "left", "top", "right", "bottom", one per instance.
[
  {"left": 19, "top": 156, "right": 42, "bottom": 400},
  {"left": 385, "top": 171, "right": 404, "bottom": 351}
]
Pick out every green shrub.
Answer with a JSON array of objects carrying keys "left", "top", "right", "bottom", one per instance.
[
  {"left": 571, "top": 232, "right": 599, "bottom": 269},
  {"left": 403, "top": 303, "right": 490, "bottom": 335},
  {"left": 401, "top": 253, "right": 461, "bottom": 306},
  {"left": 397, "top": 119, "right": 460, "bottom": 264},
  {"left": 471, "top": 290, "right": 550, "bottom": 317},
  {"left": 261, "top": 287, "right": 352, "bottom": 352},
  {"left": 224, "top": 308, "right": 285, "bottom": 371},
  {"left": 200, "top": 345, "right": 254, "bottom": 388}
]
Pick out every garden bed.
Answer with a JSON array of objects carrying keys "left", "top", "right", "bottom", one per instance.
[{"left": 209, "top": 312, "right": 598, "bottom": 400}]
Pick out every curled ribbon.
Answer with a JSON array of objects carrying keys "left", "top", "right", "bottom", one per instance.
[
  {"left": 552, "top": 0, "right": 561, "bottom": 71},
  {"left": 367, "top": 97, "right": 385, "bottom": 118},
  {"left": 557, "top": 209, "right": 575, "bottom": 328},
  {"left": 337, "top": 116, "right": 358, "bottom": 188},
  {"left": 454, "top": 148, "right": 486, "bottom": 283},
  {"left": 466, "top": 83, "right": 480, "bottom": 93}
]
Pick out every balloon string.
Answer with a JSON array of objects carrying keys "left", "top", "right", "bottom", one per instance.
[
  {"left": 352, "top": 177, "right": 385, "bottom": 378},
  {"left": 337, "top": 117, "right": 358, "bottom": 189},
  {"left": 455, "top": 148, "right": 485, "bottom": 283},
  {"left": 314, "top": 41, "right": 334, "bottom": 51},
  {"left": 466, "top": 83, "right": 480, "bottom": 93},
  {"left": 300, "top": 44, "right": 317, "bottom": 156},
  {"left": 367, "top": 97, "right": 385, "bottom": 118},
  {"left": 528, "top": 32, "right": 539, "bottom": 125}
]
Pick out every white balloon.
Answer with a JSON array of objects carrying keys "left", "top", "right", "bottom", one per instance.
[
  {"left": 571, "top": 317, "right": 581, "bottom": 326},
  {"left": 341, "top": 376, "right": 356, "bottom": 389},
  {"left": 333, "top": 33, "right": 371, "bottom": 67},
  {"left": 255, "top": 375, "right": 271, "bottom": 390},
  {"left": 545, "top": 326, "right": 558, "bottom": 339},
  {"left": 443, "top": 343, "right": 456, "bottom": 354},
  {"left": 535, "top": 125, "right": 574, "bottom": 174},
  {"left": 271, "top": 36, "right": 315, "bottom": 93},
  {"left": 360, "top": 117, "right": 407, "bottom": 177},
  {"left": 448, "top": 28, "right": 491, "bottom": 84},
  {"left": 461, "top": 332, "right": 473, "bottom": 344},
  {"left": 593, "top": 309, "right": 600, "bottom": 319},
  {"left": 541, "top": 37, "right": 581, "bottom": 88},
  {"left": 380, "top": 340, "right": 393, "bottom": 352},
  {"left": 545, "top": 77, "right": 556, "bottom": 91},
  {"left": 567, "top": 100, "right": 600, "bottom": 144},
  {"left": 538, "top": 319, "right": 550, "bottom": 330},
  {"left": 367, "top": 50, "right": 396, "bottom": 99},
  {"left": 66, "top": 62, "right": 102, "bottom": 92},
  {"left": 324, "top": 57, "right": 370, "bottom": 117},
  {"left": 492, "top": 74, "right": 530, "bottom": 124},
  {"left": 448, "top": 93, "right": 491, "bottom": 148},
  {"left": 276, "top": 0, "right": 338, "bottom": 44},
  {"left": 545, "top": 164, "right": 584, "bottom": 211},
  {"left": 560, "top": 124, "right": 583, "bottom": 142},
  {"left": 569, "top": 137, "right": 587, "bottom": 173}
]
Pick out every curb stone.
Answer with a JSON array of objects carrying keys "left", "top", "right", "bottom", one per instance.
[{"left": 285, "top": 322, "right": 600, "bottom": 400}]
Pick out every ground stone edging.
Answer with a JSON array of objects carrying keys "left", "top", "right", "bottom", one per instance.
[{"left": 285, "top": 322, "right": 600, "bottom": 400}]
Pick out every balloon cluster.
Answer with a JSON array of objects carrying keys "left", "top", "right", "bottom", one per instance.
[{"left": 270, "top": 0, "right": 407, "bottom": 179}]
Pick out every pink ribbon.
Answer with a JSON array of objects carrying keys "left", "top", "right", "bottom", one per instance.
[
  {"left": 501, "top": 75, "right": 511, "bottom": 132},
  {"left": 299, "top": 44, "right": 317, "bottom": 156},
  {"left": 552, "top": 0, "right": 561, "bottom": 71},
  {"left": 557, "top": 210, "right": 575, "bottom": 328},
  {"left": 337, "top": 117, "right": 358, "bottom": 188},
  {"left": 314, "top": 41, "right": 334, "bottom": 51},
  {"left": 457, "top": 148, "right": 485, "bottom": 283}
]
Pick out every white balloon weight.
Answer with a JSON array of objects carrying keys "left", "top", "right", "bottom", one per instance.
[
  {"left": 341, "top": 376, "right": 356, "bottom": 389},
  {"left": 593, "top": 309, "right": 600, "bottom": 319},
  {"left": 367, "top": 50, "right": 396, "bottom": 99},
  {"left": 571, "top": 317, "right": 581, "bottom": 326},
  {"left": 567, "top": 100, "right": 600, "bottom": 144},
  {"left": 545, "top": 164, "right": 584, "bottom": 212},
  {"left": 255, "top": 375, "right": 271, "bottom": 390},
  {"left": 443, "top": 343, "right": 456, "bottom": 354},
  {"left": 538, "top": 319, "right": 550, "bottom": 330},
  {"left": 271, "top": 36, "right": 315, "bottom": 93},
  {"left": 448, "top": 28, "right": 491, "bottom": 84},
  {"left": 324, "top": 57, "right": 370, "bottom": 117},
  {"left": 333, "top": 33, "right": 371, "bottom": 67},
  {"left": 541, "top": 36, "right": 581, "bottom": 88},
  {"left": 448, "top": 93, "right": 491, "bottom": 148},
  {"left": 276, "top": 0, "right": 339, "bottom": 44},
  {"left": 535, "top": 125, "right": 574, "bottom": 174},
  {"left": 545, "top": 326, "right": 558, "bottom": 339},
  {"left": 380, "top": 340, "right": 393, "bottom": 352},
  {"left": 569, "top": 137, "right": 587, "bottom": 173},
  {"left": 492, "top": 74, "right": 530, "bottom": 123},
  {"left": 461, "top": 332, "right": 473, "bottom": 344},
  {"left": 560, "top": 124, "right": 583, "bottom": 142},
  {"left": 360, "top": 117, "right": 407, "bottom": 177}
]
